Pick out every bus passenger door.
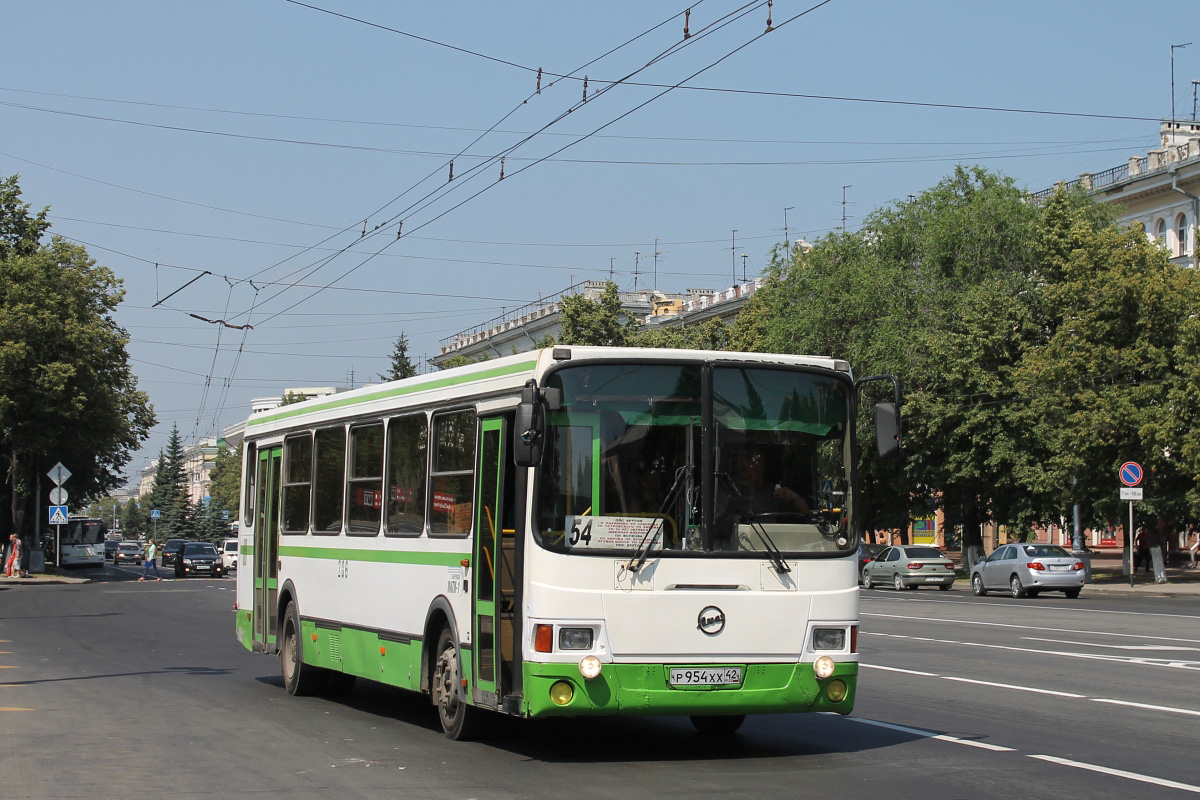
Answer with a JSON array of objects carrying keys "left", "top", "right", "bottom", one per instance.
[
  {"left": 253, "top": 446, "right": 282, "bottom": 652},
  {"left": 473, "top": 416, "right": 517, "bottom": 708}
]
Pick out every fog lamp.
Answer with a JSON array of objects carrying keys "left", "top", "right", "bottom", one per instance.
[
  {"left": 825, "top": 679, "right": 848, "bottom": 703},
  {"left": 549, "top": 680, "right": 574, "bottom": 706},
  {"left": 814, "top": 655, "right": 836, "bottom": 679},
  {"left": 579, "top": 655, "right": 602, "bottom": 680}
]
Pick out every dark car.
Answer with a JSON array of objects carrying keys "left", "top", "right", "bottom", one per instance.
[
  {"left": 161, "top": 538, "right": 186, "bottom": 568},
  {"left": 175, "top": 541, "right": 223, "bottom": 579},
  {"left": 857, "top": 542, "right": 886, "bottom": 583},
  {"left": 103, "top": 539, "right": 121, "bottom": 561},
  {"left": 112, "top": 541, "right": 145, "bottom": 565}
]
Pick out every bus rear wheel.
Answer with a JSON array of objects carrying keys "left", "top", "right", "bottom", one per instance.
[
  {"left": 281, "top": 602, "right": 327, "bottom": 696},
  {"left": 432, "top": 627, "right": 482, "bottom": 740},
  {"left": 690, "top": 714, "right": 745, "bottom": 735}
]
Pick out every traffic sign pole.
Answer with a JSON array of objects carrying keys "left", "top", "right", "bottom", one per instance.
[{"left": 1119, "top": 461, "right": 1143, "bottom": 588}]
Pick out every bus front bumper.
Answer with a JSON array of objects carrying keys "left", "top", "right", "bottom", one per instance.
[{"left": 522, "top": 660, "right": 857, "bottom": 718}]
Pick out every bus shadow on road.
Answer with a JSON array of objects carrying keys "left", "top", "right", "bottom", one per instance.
[{"left": 260, "top": 678, "right": 917, "bottom": 762}]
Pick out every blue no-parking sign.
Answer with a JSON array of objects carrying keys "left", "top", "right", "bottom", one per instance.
[{"left": 1119, "top": 461, "right": 1143, "bottom": 487}]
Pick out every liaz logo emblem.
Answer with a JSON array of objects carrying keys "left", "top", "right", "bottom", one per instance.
[{"left": 697, "top": 606, "right": 725, "bottom": 636}]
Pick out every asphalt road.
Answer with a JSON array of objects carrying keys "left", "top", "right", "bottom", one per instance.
[{"left": 2, "top": 567, "right": 1198, "bottom": 799}]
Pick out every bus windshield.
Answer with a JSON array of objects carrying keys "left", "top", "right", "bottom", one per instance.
[{"left": 534, "top": 361, "right": 854, "bottom": 557}]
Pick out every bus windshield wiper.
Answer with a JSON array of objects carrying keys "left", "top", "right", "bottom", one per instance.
[
  {"left": 716, "top": 473, "right": 791, "bottom": 574},
  {"left": 627, "top": 465, "right": 692, "bottom": 573}
]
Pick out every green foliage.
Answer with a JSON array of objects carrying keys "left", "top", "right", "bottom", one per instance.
[
  {"left": 379, "top": 332, "right": 418, "bottom": 381},
  {"left": 634, "top": 318, "right": 731, "bottom": 350},
  {"left": 149, "top": 426, "right": 191, "bottom": 539},
  {"left": 121, "top": 497, "right": 149, "bottom": 539},
  {"left": 207, "top": 442, "right": 242, "bottom": 520},
  {"left": 557, "top": 281, "right": 634, "bottom": 346},
  {"left": 440, "top": 353, "right": 491, "bottom": 369},
  {"left": 0, "top": 175, "right": 154, "bottom": 547},
  {"left": 280, "top": 391, "right": 308, "bottom": 406}
]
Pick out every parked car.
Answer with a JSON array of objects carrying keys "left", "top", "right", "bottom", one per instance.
[
  {"left": 175, "top": 541, "right": 223, "bottom": 579},
  {"left": 220, "top": 538, "right": 239, "bottom": 572},
  {"left": 112, "top": 541, "right": 145, "bottom": 565},
  {"left": 103, "top": 539, "right": 121, "bottom": 561},
  {"left": 161, "top": 538, "right": 186, "bottom": 568},
  {"left": 862, "top": 545, "right": 957, "bottom": 591},
  {"left": 857, "top": 542, "right": 886, "bottom": 584},
  {"left": 970, "top": 543, "right": 1084, "bottom": 598}
]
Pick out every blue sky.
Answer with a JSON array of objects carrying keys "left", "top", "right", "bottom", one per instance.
[{"left": 2, "top": 1, "right": 1194, "bottom": 486}]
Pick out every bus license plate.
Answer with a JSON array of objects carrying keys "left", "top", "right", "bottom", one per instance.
[{"left": 669, "top": 668, "right": 742, "bottom": 686}]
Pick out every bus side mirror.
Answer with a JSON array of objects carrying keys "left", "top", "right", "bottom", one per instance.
[
  {"left": 513, "top": 380, "right": 545, "bottom": 467},
  {"left": 874, "top": 402, "right": 902, "bottom": 460}
]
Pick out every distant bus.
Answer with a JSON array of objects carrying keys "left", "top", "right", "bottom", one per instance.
[{"left": 45, "top": 517, "right": 107, "bottom": 568}]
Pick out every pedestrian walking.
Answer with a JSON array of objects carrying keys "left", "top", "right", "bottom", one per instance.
[
  {"left": 138, "top": 540, "right": 162, "bottom": 582},
  {"left": 1188, "top": 524, "right": 1199, "bottom": 569},
  {"left": 4, "top": 534, "right": 21, "bottom": 577},
  {"left": 1134, "top": 527, "right": 1151, "bottom": 573}
]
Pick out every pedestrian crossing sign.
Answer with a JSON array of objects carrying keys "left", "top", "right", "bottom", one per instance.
[{"left": 48, "top": 506, "right": 68, "bottom": 525}]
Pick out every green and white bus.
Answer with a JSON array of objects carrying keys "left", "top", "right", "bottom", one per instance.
[{"left": 234, "top": 346, "right": 901, "bottom": 738}]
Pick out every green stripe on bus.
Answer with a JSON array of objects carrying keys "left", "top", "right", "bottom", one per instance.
[
  {"left": 278, "top": 546, "right": 465, "bottom": 566},
  {"left": 247, "top": 360, "right": 538, "bottom": 428},
  {"left": 242, "top": 544, "right": 254, "bottom": 556}
]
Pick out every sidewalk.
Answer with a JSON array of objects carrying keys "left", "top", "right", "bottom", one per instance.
[{"left": 0, "top": 570, "right": 92, "bottom": 585}]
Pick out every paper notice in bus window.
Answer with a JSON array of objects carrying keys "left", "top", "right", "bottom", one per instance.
[{"left": 564, "top": 516, "right": 664, "bottom": 550}]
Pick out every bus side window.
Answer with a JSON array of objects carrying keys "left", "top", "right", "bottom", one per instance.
[
  {"left": 430, "top": 409, "right": 476, "bottom": 536},
  {"left": 282, "top": 434, "right": 313, "bottom": 534},
  {"left": 347, "top": 422, "right": 384, "bottom": 536},
  {"left": 314, "top": 426, "right": 346, "bottom": 535},
  {"left": 242, "top": 442, "right": 257, "bottom": 528},
  {"left": 385, "top": 414, "right": 428, "bottom": 536}
]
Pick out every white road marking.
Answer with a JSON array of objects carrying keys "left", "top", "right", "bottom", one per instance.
[
  {"left": 842, "top": 716, "right": 1016, "bottom": 751},
  {"left": 862, "top": 611, "right": 1200, "bottom": 644},
  {"left": 864, "top": 657, "right": 1200, "bottom": 717},
  {"left": 1023, "top": 636, "right": 1200, "bottom": 651},
  {"left": 941, "top": 676, "right": 1086, "bottom": 698},
  {"left": 1028, "top": 754, "right": 1200, "bottom": 794},
  {"left": 859, "top": 664, "right": 938, "bottom": 676},
  {"left": 864, "top": 631, "right": 1200, "bottom": 671},
  {"left": 1091, "top": 698, "right": 1200, "bottom": 717},
  {"left": 862, "top": 594, "right": 1200, "bottom": 620}
]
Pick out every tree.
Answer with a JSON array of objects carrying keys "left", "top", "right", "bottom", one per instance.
[
  {"left": 557, "top": 281, "right": 634, "bottom": 346},
  {"left": 0, "top": 175, "right": 154, "bottom": 568},
  {"left": 207, "top": 443, "right": 242, "bottom": 521},
  {"left": 1010, "top": 195, "right": 1200, "bottom": 567},
  {"left": 121, "top": 497, "right": 149, "bottom": 539},
  {"left": 379, "top": 333, "right": 418, "bottom": 381},
  {"left": 280, "top": 391, "right": 308, "bottom": 406},
  {"left": 148, "top": 426, "right": 190, "bottom": 539}
]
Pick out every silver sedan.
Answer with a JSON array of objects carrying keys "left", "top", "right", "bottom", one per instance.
[
  {"left": 861, "top": 545, "right": 957, "bottom": 591},
  {"left": 970, "top": 543, "right": 1084, "bottom": 598}
]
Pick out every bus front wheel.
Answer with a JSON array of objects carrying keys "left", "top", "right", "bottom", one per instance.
[{"left": 432, "top": 627, "right": 483, "bottom": 740}]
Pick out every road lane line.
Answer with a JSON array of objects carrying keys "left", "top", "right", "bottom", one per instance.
[
  {"left": 0, "top": 707, "right": 33, "bottom": 712},
  {"left": 864, "top": 631, "right": 1200, "bottom": 671},
  {"left": 941, "top": 676, "right": 1086, "bottom": 698},
  {"left": 843, "top": 716, "right": 1016, "bottom": 751},
  {"left": 860, "top": 664, "right": 939, "bottom": 677},
  {"left": 862, "top": 595, "right": 1200, "bottom": 620},
  {"left": 1028, "top": 755, "right": 1200, "bottom": 794},
  {"left": 1023, "top": 636, "right": 1200, "bottom": 651},
  {"left": 862, "top": 611, "right": 1200, "bottom": 643},
  {"left": 1092, "top": 698, "right": 1200, "bottom": 717}
]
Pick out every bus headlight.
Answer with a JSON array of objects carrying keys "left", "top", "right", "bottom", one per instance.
[
  {"left": 558, "top": 627, "right": 594, "bottom": 650},
  {"left": 578, "top": 655, "right": 602, "bottom": 680},
  {"left": 812, "top": 628, "right": 846, "bottom": 650},
  {"left": 814, "top": 655, "right": 836, "bottom": 679}
]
